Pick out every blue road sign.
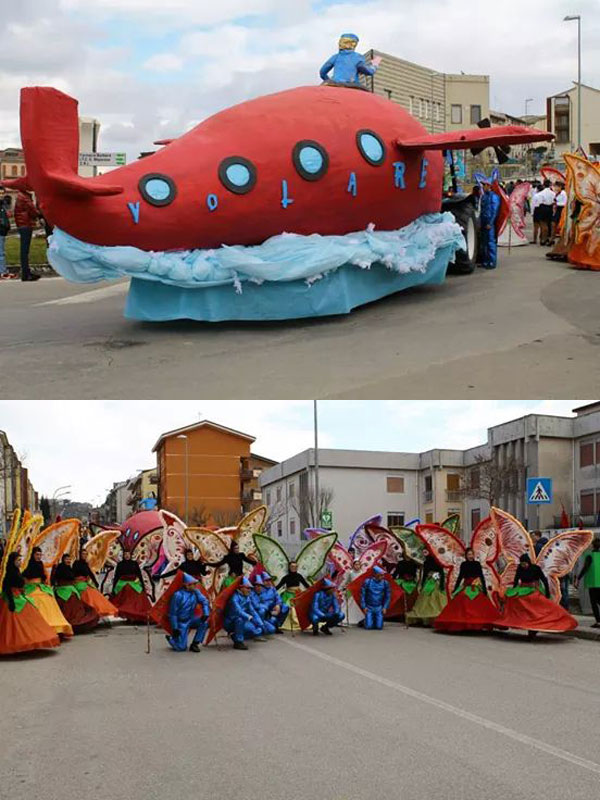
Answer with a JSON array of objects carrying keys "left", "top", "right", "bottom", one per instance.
[{"left": 526, "top": 478, "right": 553, "bottom": 505}]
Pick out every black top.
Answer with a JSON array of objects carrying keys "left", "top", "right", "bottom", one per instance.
[
  {"left": 393, "top": 559, "right": 418, "bottom": 580},
  {"left": 52, "top": 562, "right": 76, "bottom": 585},
  {"left": 514, "top": 563, "right": 550, "bottom": 597},
  {"left": 160, "top": 558, "right": 208, "bottom": 580},
  {"left": 210, "top": 552, "right": 255, "bottom": 577},
  {"left": 72, "top": 559, "right": 99, "bottom": 587},
  {"left": 276, "top": 572, "right": 309, "bottom": 590},
  {"left": 2, "top": 560, "right": 24, "bottom": 611},
  {"left": 113, "top": 558, "right": 144, "bottom": 588},
  {"left": 22, "top": 558, "right": 47, "bottom": 582},
  {"left": 421, "top": 555, "right": 445, "bottom": 591},
  {"left": 454, "top": 560, "right": 487, "bottom": 595}
]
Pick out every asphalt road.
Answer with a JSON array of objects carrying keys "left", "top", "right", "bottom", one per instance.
[
  {"left": 2, "top": 624, "right": 599, "bottom": 800},
  {"left": 1, "top": 244, "right": 599, "bottom": 399}
]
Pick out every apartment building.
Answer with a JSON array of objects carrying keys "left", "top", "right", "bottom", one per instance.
[
  {"left": 152, "top": 420, "right": 276, "bottom": 525},
  {"left": 260, "top": 405, "right": 600, "bottom": 552},
  {"left": 0, "top": 430, "right": 40, "bottom": 536}
]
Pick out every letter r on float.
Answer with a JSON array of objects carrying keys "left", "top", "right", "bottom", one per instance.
[
  {"left": 393, "top": 161, "right": 406, "bottom": 189},
  {"left": 419, "top": 158, "right": 429, "bottom": 189}
]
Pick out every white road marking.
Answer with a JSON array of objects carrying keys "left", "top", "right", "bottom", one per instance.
[
  {"left": 35, "top": 283, "right": 128, "bottom": 306},
  {"left": 281, "top": 637, "right": 600, "bottom": 777}
]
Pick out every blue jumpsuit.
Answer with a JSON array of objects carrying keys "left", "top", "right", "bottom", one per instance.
[
  {"left": 480, "top": 190, "right": 501, "bottom": 268},
  {"left": 360, "top": 578, "right": 391, "bottom": 630},
  {"left": 319, "top": 50, "right": 376, "bottom": 86},
  {"left": 260, "top": 585, "right": 289, "bottom": 629},
  {"left": 167, "top": 588, "right": 210, "bottom": 651},
  {"left": 224, "top": 591, "right": 263, "bottom": 644},
  {"left": 250, "top": 590, "right": 276, "bottom": 635},
  {"left": 310, "top": 590, "right": 345, "bottom": 628}
]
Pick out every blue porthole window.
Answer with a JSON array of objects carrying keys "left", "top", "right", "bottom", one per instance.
[
  {"left": 292, "top": 140, "right": 329, "bottom": 182},
  {"left": 356, "top": 130, "right": 387, "bottom": 166},
  {"left": 138, "top": 173, "right": 177, "bottom": 207},
  {"left": 218, "top": 156, "right": 257, "bottom": 195}
]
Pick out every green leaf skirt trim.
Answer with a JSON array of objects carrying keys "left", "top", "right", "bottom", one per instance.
[{"left": 114, "top": 579, "right": 143, "bottom": 594}]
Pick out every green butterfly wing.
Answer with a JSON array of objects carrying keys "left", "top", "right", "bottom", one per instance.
[
  {"left": 390, "top": 527, "right": 427, "bottom": 564},
  {"left": 442, "top": 514, "right": 461, "bottom": 535},
  {"left": 253, "top": 533, "right": 290, "bottom": 586},
  {"left": 296, "top": 532, "right": 338, "bottom": 581}
]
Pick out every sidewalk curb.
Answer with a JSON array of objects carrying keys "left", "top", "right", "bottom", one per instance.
[{"left": 563, "top": 628, "right": 600, "bottom": 642}]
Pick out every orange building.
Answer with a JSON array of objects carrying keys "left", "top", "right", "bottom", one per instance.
[{"left": 152, "top": 420, "right": 277, "bottom": 526}]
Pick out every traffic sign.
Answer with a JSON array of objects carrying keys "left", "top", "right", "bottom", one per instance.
[
  {"left": 78, "top": 152, "right": 127, "bottom": 167},
  {"left": 526, "top": 478, "right": 553, "bottom": 505},
  {"left": 321, "top": 509, "right": 333, "bottom": 528}
]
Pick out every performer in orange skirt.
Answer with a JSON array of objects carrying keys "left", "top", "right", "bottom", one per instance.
[
  {"left": 498, "top": 554, "right": 577, "bottom": 635},
  {"left": 110, "top": 551, "right": 152, "bottom": 622},
  {"left": 72, "top": 552, "right": 117, "bottom": 619},
  {"left": 23, "top": 547, "right": 73, "bottom": 636},
  {"left": 434, "top": 548, "right": 499, "bottom": 632},
  {"left": 51, "top": 554, "right": 99, "bottom": 634},
  {"left": 0, "top": 552, "right": 60, "bottom": 655}
]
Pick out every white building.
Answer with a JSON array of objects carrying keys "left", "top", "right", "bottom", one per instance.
[{"left": 260, "top": 405, "right": 600, "bottom": 553}]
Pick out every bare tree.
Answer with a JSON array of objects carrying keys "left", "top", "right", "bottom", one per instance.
[
  {"left": 211, "top": 508, "right": 243, "bottom": 528},
  {"left": 290, "top": 486, "right": 335, "bottom": 531},
  {"left": 188, "top": 505, "right": 210, "bottom": 527},
  {"left": 461, "top": 455, "right": 524, "bottom": 508}
]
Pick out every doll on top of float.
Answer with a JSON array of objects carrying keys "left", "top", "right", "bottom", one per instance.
[{"left": 319, "top": 33, "right": 382, "bottom": 88}]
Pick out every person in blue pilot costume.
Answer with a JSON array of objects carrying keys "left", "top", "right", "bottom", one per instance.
[
  {"left": 479, "top": 183, "right": 501, "bottom": 269},
  {"left": 310, "top": 578, "right": 345, "bottom": 636},
  {"left": 260, "top": 572, "right": 288, "bottom": 633},
  {"left": 224, "top": 576, "right": 267, "bottom": 651},
  {"left": 319, "top": 33, "right": 380, "bottom": 87},
  {"left": 166, "top": 573, "right": 211, "bottom": 653},
  {"left": 250, "top": 574, "right": 277, "bottom": 635},
  {"left": 360, "top": 566, "right": 391, "bottom": 630}
]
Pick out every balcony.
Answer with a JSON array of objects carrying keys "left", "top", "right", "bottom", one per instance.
[
  {"left": 423, "top": 490, "right": 433, "bottom": 503},
  {"left": 240, "top": 469, "right": 254, "bottom": 481},
  {"left": 446, "top": 490, "right": 462, "bottom": 503}
]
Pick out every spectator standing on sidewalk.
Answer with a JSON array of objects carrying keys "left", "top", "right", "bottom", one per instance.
[
  {"left": 14, "top": 189, "right": 40, "bottom": 281},
  {"left": 575, "top": 539, "right": 600, "bottom": 628},
  {"left": 0, "top": 189, "right": 11, "bottom": 277}
]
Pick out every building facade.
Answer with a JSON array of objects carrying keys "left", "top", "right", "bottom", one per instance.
[
  {"left": 260, "top": 405, "right": 600, "bottom": 552},
  {"left": 545, "top": 84, "right": 600, "bottom": 159},
  {"left": 126, "top": 467, "right": 158, "bottom": 513},
  {"left": 0, "top": 429, "right": 40, "bottom": 537},
  {"left": 152, "top": 420, "right": 276, "bottom": 525}
]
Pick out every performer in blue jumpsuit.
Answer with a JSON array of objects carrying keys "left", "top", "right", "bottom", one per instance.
[
  {"left": 310, "top": 578, "right": 345, "bottom": 636},
  {"left": 480, "top": 183, "right": 501, "bottom": 269},
  {"left": 250, "top": 574, "right": 276, "bottom": 635},
  {"left": 166, "top": 573, "right": 210, "bottom": 652},
  {"left": 260, "top": 572, "right": 288, "bottom": 633},
  {"left": 360, "top": 566, "right": 391, "bottom": 630},
  {"left": 319, "top": 33, "right": 379, "bottom": 87},
  {"left": 224, "top": 576, "right": 265, "bottom": 651}
]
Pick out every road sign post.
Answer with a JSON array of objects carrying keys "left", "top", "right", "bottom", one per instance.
[{"left": 526, "top": 478, "right": 553, "bottom": 505}]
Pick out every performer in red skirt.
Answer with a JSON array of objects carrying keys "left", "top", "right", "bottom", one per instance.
[
  {"left": 498, "top": 554, "right": 577, "bottom": 635},
  {"left": 51, "top": 554, "right": 99, "bottom": 634},
  {"left": 110, "top": 551, "right": 152, "bottom": 622},
  {"left": 434, "top": 548, "right": 499, "bottom": 632},
  {"left": 0, "top": 553, "right": 60, "bottom": 655}
]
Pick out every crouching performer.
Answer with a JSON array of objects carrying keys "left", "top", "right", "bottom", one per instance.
[
  {"left": 310, "top": 578, "right": 345, "bottom": 636},
  {"left": 166, "top": 573, "right": 210, "bottom": 652},
  {"left": 251, "top": 574, "right": 277, "bottom": 635},
  {"left": 360, "top": 565, "right": 391, "bottom": 630},
  {"left": 261, "top": 572, "right": 288, "bottom": 633},
  {"left": 224, "top": 576, "right": 266, "bottom": 651}
]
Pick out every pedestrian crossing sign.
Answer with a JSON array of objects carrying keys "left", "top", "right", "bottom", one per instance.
[{"left": 526, "top": 478, "right": 553, "bottom": 505}]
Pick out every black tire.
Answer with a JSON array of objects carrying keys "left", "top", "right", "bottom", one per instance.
[{"left": 443, "top": 199, "right": 479, "bottom": 274}]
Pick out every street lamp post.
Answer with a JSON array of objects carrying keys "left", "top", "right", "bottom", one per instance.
[
  {"left": 176, "top": 435, "right": 189, "bottom": 522},
  {"left": 313, "top": 401, "right": 320, "bottom": 527},
  {"left": 564, "top": 14, "right": 582, "bottom": 151}
]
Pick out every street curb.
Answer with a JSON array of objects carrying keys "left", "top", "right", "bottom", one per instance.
[{"left": 562, "top": 628, "right": 600, "bottom": 643}]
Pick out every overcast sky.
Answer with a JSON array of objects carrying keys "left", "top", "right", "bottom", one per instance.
[
  {"left": 0, "top": 0, "right": 598, "bottom": 159},
  {"left": 0, "top": 400, "right": 588, "bottom": 504}
]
